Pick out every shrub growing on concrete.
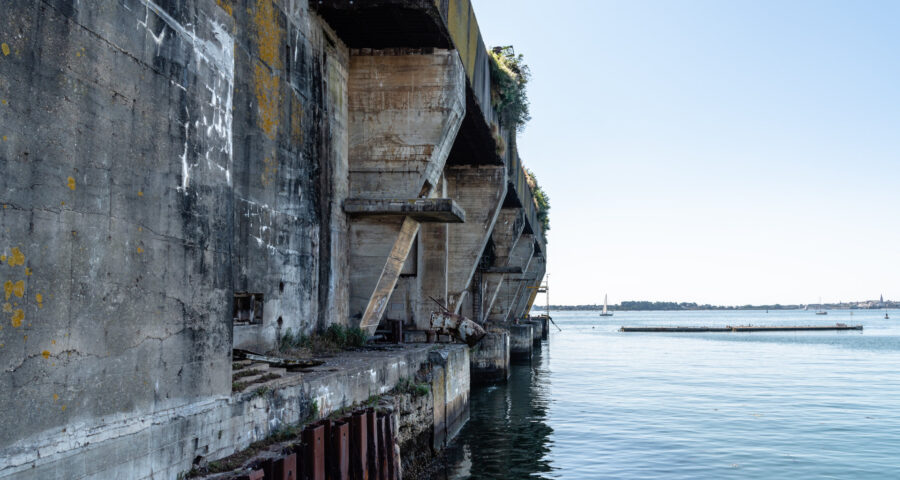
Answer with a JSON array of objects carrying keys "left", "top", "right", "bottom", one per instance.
[{"left": 489, "top": 45, "right": 531, "bottom": 131}]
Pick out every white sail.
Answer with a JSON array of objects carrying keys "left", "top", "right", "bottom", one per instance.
[{"left": 602, "top": 294, "right": 608, "bottom": 315}]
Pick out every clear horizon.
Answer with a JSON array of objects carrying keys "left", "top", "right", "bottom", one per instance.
[{"left": 475, "top": 0, "right": 900, "bottom": 306}]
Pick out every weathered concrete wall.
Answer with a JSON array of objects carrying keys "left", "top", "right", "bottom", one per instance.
[
  {"left": 347, "top": 49, "right": 465, "bottom": 200},
  {"left": 445, "top": 165, "right": 506, "bottom": 312},
  {"left": 0, "top": 0, "right": 545, "bottom": 476},
  {"left": 2, "top": 343, "right": 466, "bottom": 479},
  {"left": 429, "top": 345, "right": 470, "bottom": 450},
  {"left": 230, "top": 1, "right": 351, "bottom": 351},
  {"left": 0, "top": 0, "right": 236, "bottom": 459},
  {"left": 489, "top": 234, "right": 534, "bottom": 322},
  {"left": 346, "top": 49, "right": 465, "bottom": 334},
  {"left": 0, "top": 0, "right": 353, "bottom": 475}
]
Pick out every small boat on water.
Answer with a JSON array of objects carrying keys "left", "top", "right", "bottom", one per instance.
[
  {"left": 815, "top": 297, "right": 827, "bottom": 315},
  {"left": 886, "top": 311, "right": 890, "bottom": 320},
  {"left": 598, "top": 294, "right": 613, "bottom": 317}
]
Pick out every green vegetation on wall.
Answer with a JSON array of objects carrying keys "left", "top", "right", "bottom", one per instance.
[
  {"left": 525, "top": 168, "right": 550, "bottom": 234},
  {"left": 489, "top": 45, "right": 531, "bottom": 131}
]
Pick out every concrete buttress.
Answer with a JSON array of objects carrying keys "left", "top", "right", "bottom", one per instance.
[
  {"left": 488, "top": 234, "right": 534, "bottom": 322},
  {"left": 444, "top": 166, "right": 507, "bottom": 314},
  {"left": 347, "top": 49, "right": 466, "bottom": 335},
  {"left": 510, "top": 253, "right": 546, "bottom": 321},
  {"left": 480, "top": 208, "right": 526, "bottom": 321}
]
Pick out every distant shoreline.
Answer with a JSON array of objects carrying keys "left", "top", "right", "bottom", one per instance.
[{"left": 534, "top": 301, "right": 896, "bottom": 312}]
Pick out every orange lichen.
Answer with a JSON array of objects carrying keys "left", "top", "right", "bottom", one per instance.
[
  {"left": 11, "top": 280, "right": 23, "bottom": 298},
  {"left": 67, "top": 176, "right": 76, "bottom": 190},
  {"left": 3, "top": 281, "right": 11, "bottom": 300},
  {"left": 216, "top": 0, "right": 233, "bottom": 16},
  {"left": 8, "top": 247, "right": 24, "bottom": 266},
  {"left": 1, "top": 43, "right": 9, "bottom": 56},
  {"left": 42, "top": 350, "right": 50, "bottom": 359},
  {"left": 254, "top": 63, "right": 280, "bottom": 140},
  {"left": 252, "top": 0, "right": 283, "bottom": 140},
  {"left": 11, "top": 309, "right": 23, "bottom": 327}
]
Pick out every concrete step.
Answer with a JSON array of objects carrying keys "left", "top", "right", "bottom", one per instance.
[
  {"left": 232, "top": 360, "right": 254, "bottom": 370},
  {"left": 232, "top": 367, "right": 286, "bottom": 391}
]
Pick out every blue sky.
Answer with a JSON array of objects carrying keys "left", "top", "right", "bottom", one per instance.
[{"left": 474, "top": 0, "right": 900, "bottom": 305}]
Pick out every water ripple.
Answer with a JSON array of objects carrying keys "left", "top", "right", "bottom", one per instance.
[{"left": 438, "top": 310, "right": 900, "bottom": 479}]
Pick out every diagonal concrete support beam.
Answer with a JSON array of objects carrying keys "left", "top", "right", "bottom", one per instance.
[
  {"left": 445, "top": 165, "right": 507, "bottom": 313},
  {"left": 347, "top": 49, "right": 465, "bottom": 335},
  {"left": 510, "top": 253, "right": 546, "bottom": 322},
  {"left": 480, "top": 208, "right": 527, "bottom": 320},
  {"left": 356, "top": 217, "right": 420, "bottom": 332},
  {"left": 488, "top": 234, "right": 534, "bottom": 322}
]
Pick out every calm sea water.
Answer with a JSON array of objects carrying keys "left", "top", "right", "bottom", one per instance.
[{"left": 435, "top": 309, "right": 900, "bottom": 479}]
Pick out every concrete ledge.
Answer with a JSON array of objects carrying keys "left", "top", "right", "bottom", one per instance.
[
  {"left": 2, "top": 344, "right": 469, "bottom": 480},
  {"left": 344, "top": 198, "right": 466, "bottom": 223},
  {"left": 478, "top": 266, "right": 523, "bottom": 274}
]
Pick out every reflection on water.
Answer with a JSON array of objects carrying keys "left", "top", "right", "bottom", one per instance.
[
  {"left": 434, "top": 310, "right": 900, "bottom": 479},
  {"left": 435, "top": 346, "right": 555, "bottom": 480}
]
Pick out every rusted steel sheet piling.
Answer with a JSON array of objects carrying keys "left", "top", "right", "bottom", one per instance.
[{"left": 330, "top": 420, "right": 350, "bottom": 480}]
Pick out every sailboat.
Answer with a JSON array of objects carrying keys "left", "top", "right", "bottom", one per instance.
[
  {"left": 815, "top": 297, "right": 827, "bottom": 315},
  {"left": 599, "top": 294, "right": 613, "bottom": 317}
]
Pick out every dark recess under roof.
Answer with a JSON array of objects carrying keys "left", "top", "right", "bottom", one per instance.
[{"left": 313, "top": 2, "right": 451, "bottom": 49}]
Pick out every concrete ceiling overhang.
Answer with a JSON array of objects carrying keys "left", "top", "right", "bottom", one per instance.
[{"left": 314, "top": 0, "right": 503, "bottom": 167}]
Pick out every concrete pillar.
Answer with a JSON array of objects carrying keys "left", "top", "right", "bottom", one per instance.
[
  {"left": 470, "top": 330, "right": 510, "bottom": 384},
  {"left": 529, "top": 319, "right": 543, "bottom": 345},
  {"left": 445, "top": 165, "right": 507, "bottom": 313},
  {"left": 415, "top": 222, "right": 449, "bottom": 329},
  {"left": 509, "top": 324, "right": 533, "bottom": 363},
  {"left": 347, "top": 49, "right": 465, "bottom": 335}
]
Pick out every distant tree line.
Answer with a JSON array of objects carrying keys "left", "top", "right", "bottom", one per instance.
[{"left": 534, "top": 302, "right": 801, "bottom": 311}]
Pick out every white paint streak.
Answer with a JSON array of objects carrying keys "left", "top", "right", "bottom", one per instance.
[
  {"left": 180, "top": 120, "right": 190, "bottom": 190},
  {"left": 138, "top": 0, "right": 234, "bottom": 190}
]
